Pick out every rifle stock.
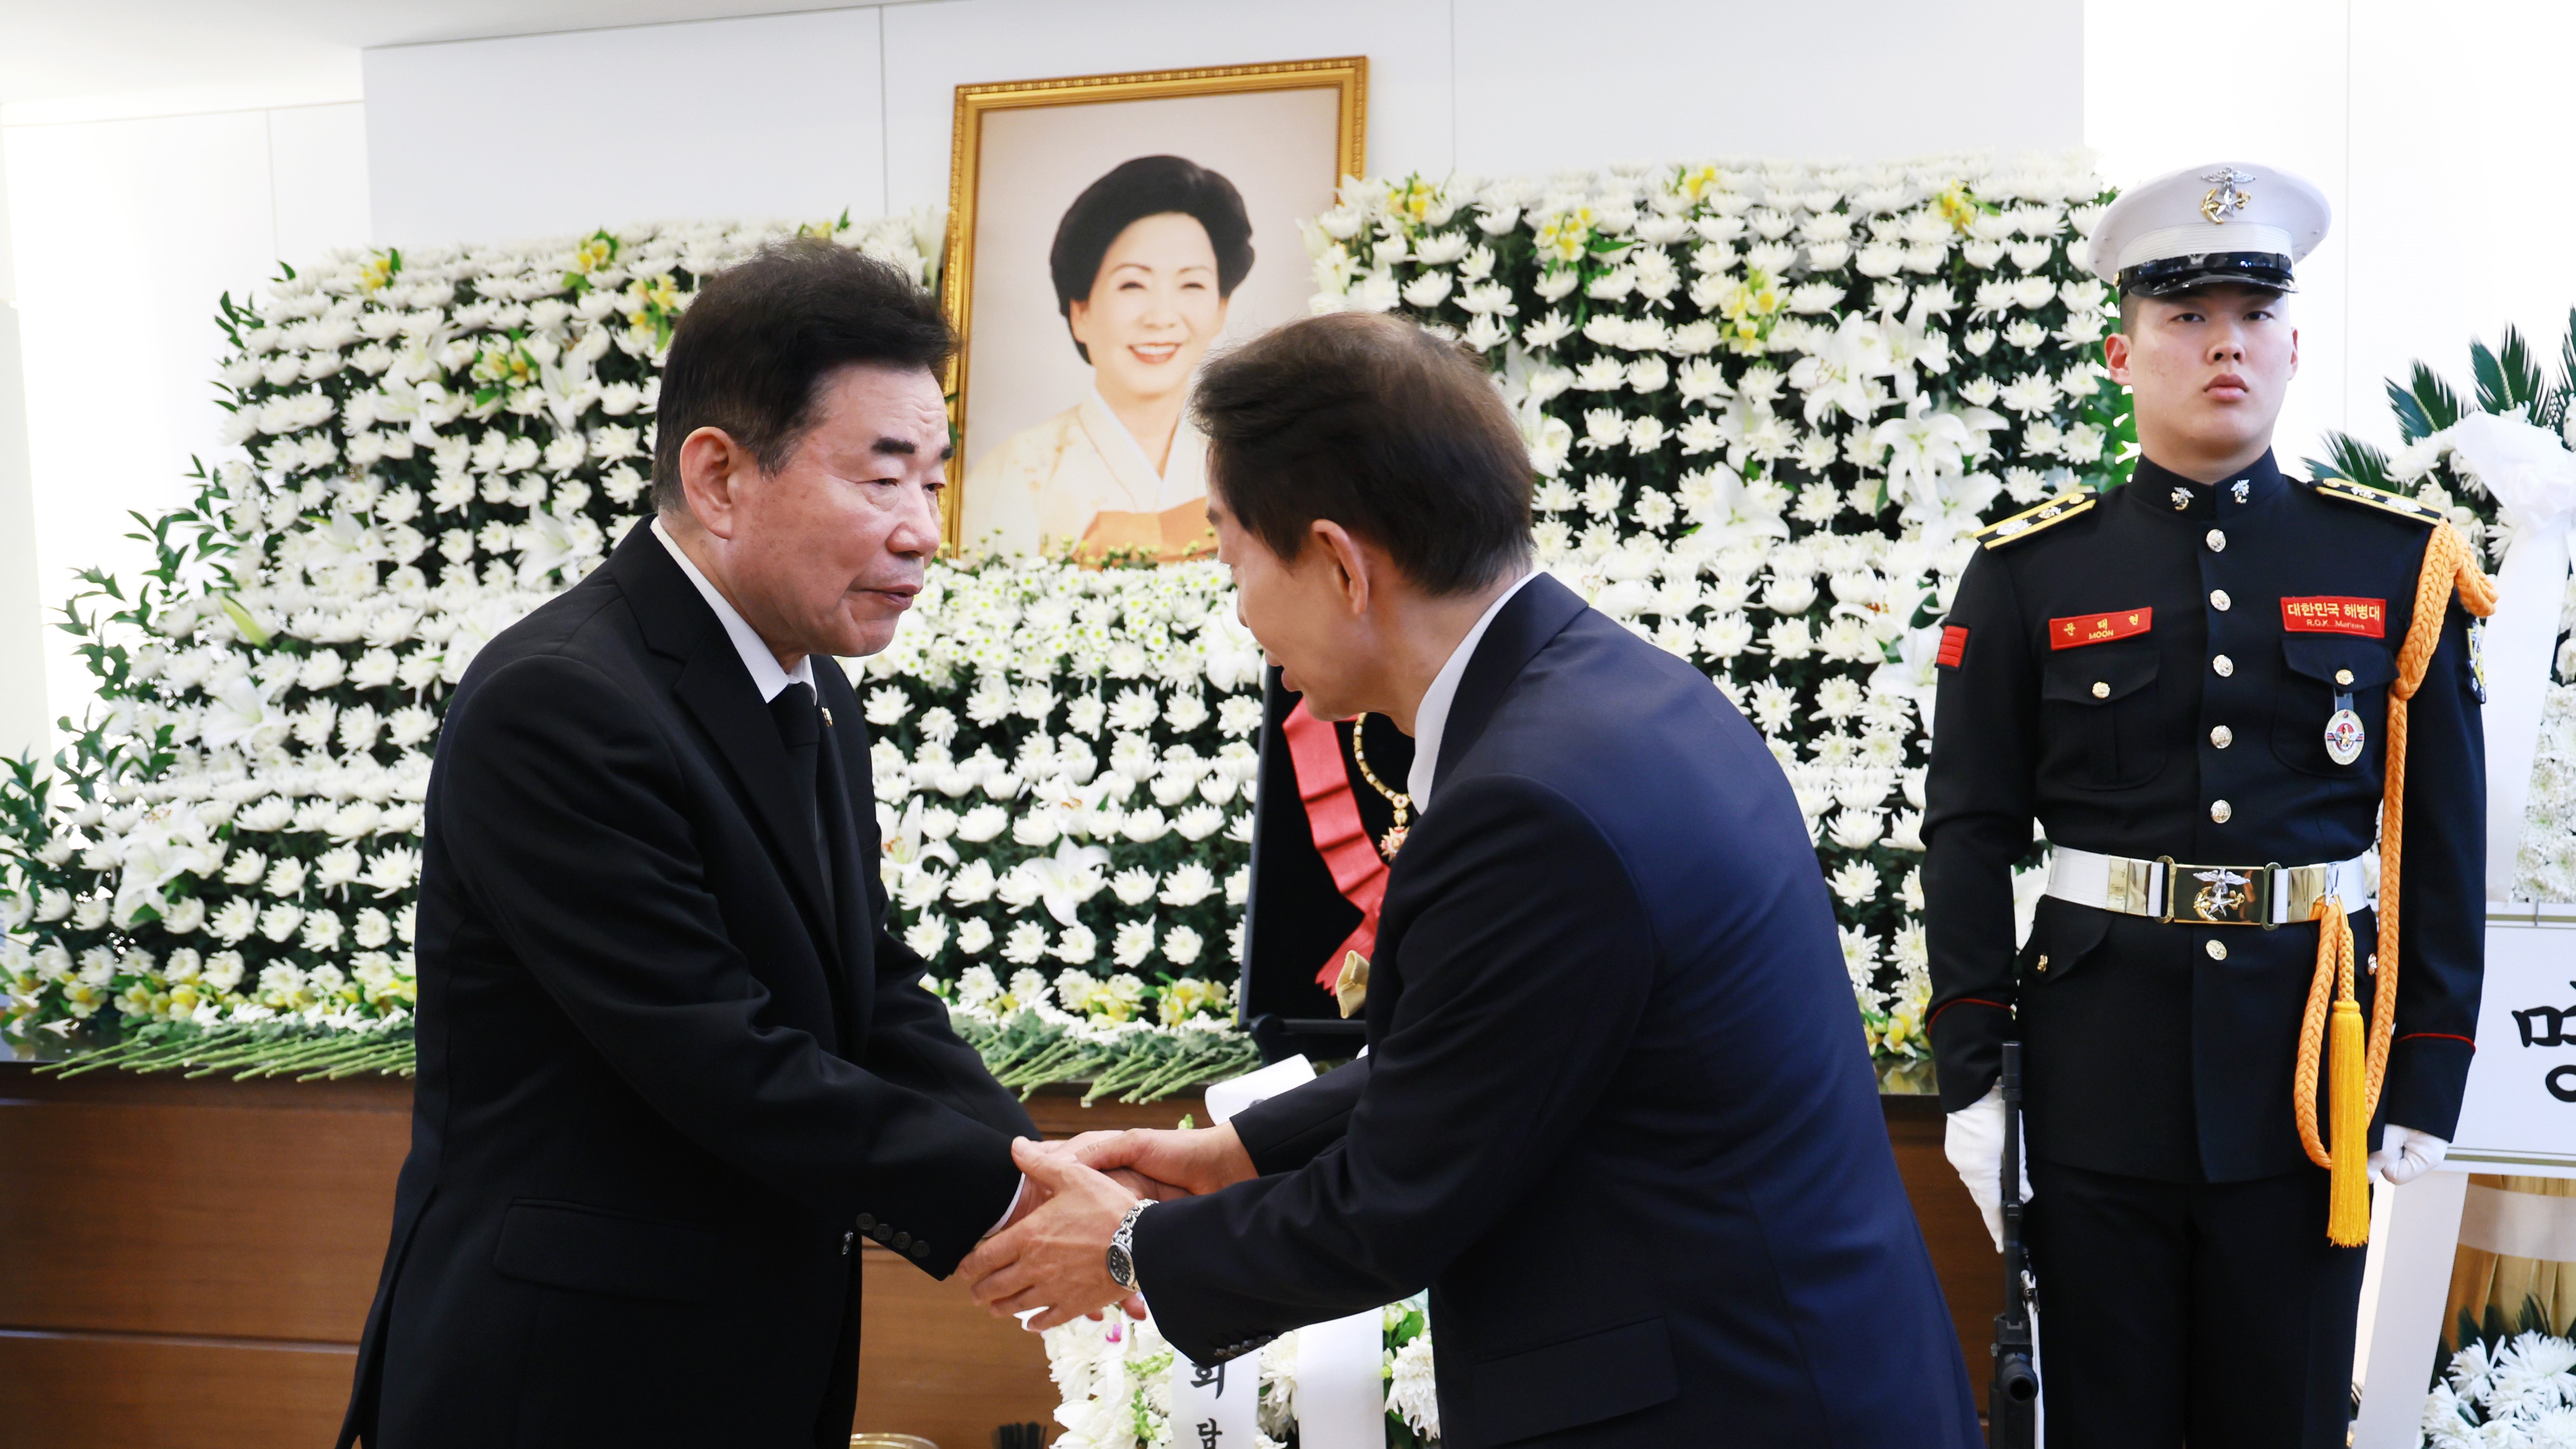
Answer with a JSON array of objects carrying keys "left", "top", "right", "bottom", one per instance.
[{"left": 1991, "top": 1041, "right": 2038, "bottom": 1445}]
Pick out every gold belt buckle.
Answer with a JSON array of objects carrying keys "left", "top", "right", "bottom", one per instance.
[{"left": 2174, "top": 860, "right": 2274, "bottom": 926}]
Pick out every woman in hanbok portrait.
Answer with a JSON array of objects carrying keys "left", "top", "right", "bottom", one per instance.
[{"left": 960, "top": 155, "right": 1254, "bottom": 563}]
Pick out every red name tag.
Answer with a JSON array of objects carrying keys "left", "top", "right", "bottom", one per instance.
[
  {"left": 2048, "top": 608, "right": 2153, "bottom": 650},
  {"left": 2280, "top": 595, "right": 2386, "bottom": 638},
  {"left": 1936, "top": 625, "right": 1968, "bottom": 667}
]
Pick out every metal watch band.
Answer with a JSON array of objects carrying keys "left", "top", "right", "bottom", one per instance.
[{"left": 1108, "top": 1199, "right": 1152, "bottom": 1292}]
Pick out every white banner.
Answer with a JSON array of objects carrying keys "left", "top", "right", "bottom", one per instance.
[
  {"left": 2445, "top": 411, "right": 2576, "bottom": 899},
  {"left": 1295, "top": 1309, "right": 1386, "bottom": 1449},
  {"left": 2442, "top": 915, "right": 2576, "bottom": 1176},
  {"left": 1169, "top": 1350, "right": 1261, "bottom": 1449}
]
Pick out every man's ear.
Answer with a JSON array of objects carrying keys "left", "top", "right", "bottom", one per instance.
[
  {"left": 678, "top": 427, "right": 749, "bottom": 541},
  {"left": 1310, "top": 519, "right": 1371, "bottom": 618},
  {"left": 2102, "top": 332, "right": 2133, "bottom": 387}
]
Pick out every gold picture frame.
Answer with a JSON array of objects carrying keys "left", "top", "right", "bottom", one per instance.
[{"left": 937, "top": 56, "right": 1369, "bottom": 553}]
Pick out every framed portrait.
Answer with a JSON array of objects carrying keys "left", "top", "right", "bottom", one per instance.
[{"left": 940, "top": 56, "right": 1368, "bottom": 562}]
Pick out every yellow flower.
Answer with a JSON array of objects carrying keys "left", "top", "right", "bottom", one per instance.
[
  {"left": 1934, "top": 182, "right": 1978, "bottom": 234},
  {"left": 571, "top": 235, "right": 615, "bottom": 273},
  {"left": 1678, "top": 165, "right": 1720, "bottom": 203},
  {"left": 1534, "top": 209, "right": 1594, "bottom": 265},
  {"left": 1392, "top": 178, "right": 1439, "bottom": 225},
  {"left": 358, "top": 253, "right": 398, "bottom": 293},
  {"left": 628, "top": 273, "right": 680, "bottom": 311}
]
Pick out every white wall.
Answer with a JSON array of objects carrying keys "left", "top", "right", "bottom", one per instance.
[
  {"left": 0, "top": 136, "right": 46, "bottom": 760},
  {"left": 3, "top": 101, "right": 371, "bottom": 733},
  {"left": 365, "top": 0, "right": 2084, "bottom": 248},
  {"left": 2086, "top": 0, "right": 2576, "bottom": 470}
]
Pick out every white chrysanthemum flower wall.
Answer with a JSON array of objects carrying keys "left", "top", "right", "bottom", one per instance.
[{"left": 4, "top": 153, "right": 2554, "bottom": 1094}]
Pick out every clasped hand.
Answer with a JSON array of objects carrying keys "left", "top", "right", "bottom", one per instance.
[{"left": 959, "top": 1123, "right": 1256, "bottom": 1331}]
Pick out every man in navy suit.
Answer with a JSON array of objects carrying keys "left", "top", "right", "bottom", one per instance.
[{"left": 960, "top": 312, "right": 1978, "bottom": 1446}]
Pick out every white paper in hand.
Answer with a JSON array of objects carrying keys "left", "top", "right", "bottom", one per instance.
[{"left": 1203, "top": 1054, "right": 1316, "bottom": 1126}]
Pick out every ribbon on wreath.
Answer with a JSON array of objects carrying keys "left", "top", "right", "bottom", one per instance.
[
  {"left": 2448, "top": 412, "right": 2576, "bottom": 898},
  {"left": 1280, "top": 706, "right": 1390, "bottom": 989}
]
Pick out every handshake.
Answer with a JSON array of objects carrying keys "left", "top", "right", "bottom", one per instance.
[{"left": 958, "top": 1122, "right": 1258, "bottom": 1331}]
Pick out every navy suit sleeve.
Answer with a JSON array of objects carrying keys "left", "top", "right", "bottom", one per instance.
[
  {"left": 2380, "top": 594, "right": 2487, "bottom": 1138},
  {"left": 1230, "top": 1059, "right": 1371, "bottom": 1175},
  {"left": 1131, "top": 774, "right": 1656, "bottom": 1364},
  {"left": 1922, "top": 546, "right": 2041, "bottom": 1112},
  {"left": 437, "top": 652, "right": 1022, "bottom": 1276}
]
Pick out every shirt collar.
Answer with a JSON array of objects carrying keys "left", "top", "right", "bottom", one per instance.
[
  {"left": 650, "top": 517, "right": 816, "bottom": 703},
  {"left": 2127, "top": 449, "right": 2284, "bottom": 522},
  {"left": 1406, "top": 569, "right": 1542, "bottom": 811}
]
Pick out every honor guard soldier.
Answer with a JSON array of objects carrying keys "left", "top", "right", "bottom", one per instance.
[{"left": 1924, "top": 161, "right": 2497, "bottom": 1447}]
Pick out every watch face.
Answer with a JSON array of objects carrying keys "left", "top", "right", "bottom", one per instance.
[{"left": 1107, "top": 1245, "right": 1135, "bottom": 1290}]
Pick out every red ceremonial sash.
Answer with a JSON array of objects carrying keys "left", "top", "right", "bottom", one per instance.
[{"left": 1280, "top": 706, "right": 1389, "bottom": 988}]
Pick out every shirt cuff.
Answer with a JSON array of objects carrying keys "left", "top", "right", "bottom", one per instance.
[{"left": 987, "top": 1173, "right": 1028, "bottom": 1238}]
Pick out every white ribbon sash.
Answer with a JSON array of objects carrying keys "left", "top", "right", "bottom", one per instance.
[{"left": 2447, "top": 412, "right": 2576, "bottom": 899}]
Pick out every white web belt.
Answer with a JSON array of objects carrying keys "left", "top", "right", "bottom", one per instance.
[{"left": 2045, "top": 846, "right": 2374, "bottom": 927}]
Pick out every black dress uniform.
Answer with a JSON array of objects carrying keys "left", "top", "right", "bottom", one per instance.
[{"left": 1922, "top": 449, "right": 2487, "bottom": 1446}]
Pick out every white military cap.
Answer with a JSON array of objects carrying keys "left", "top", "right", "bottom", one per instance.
[{"left": 2088, "top": 161, "right": 2330, "bottom": 296}]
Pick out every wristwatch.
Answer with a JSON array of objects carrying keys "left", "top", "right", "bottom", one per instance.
[{"left": 1107, "top": 1200, "right": 1153, "bottom": 1293}]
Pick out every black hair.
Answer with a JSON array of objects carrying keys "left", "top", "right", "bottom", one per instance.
[
  {"left": 650, "top": 237, "right": 952, "bottom": 514},
  {"left": 1049, "top": 156, "right": 1256, "bottom": 363},
  {"left": 1194, "top": 312, "right": 1532, "bottom": 597}
]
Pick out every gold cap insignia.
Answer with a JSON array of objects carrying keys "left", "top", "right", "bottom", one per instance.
[{"left": 2200, "top": 166, "right": 2256, "bottom": 224}]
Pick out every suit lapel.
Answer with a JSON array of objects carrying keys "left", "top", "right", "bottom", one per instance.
[
  {"left": 815, "top": 662, "right": 876, "bottom": 1037},
  {"left": 1431, "top": 572, "right": 1589, "bottom": 795},
  {"left": 611, "top": 527, "right": 841, "bottom": 961}
]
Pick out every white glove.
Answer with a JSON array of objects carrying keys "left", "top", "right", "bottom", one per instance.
[
  {"left": 2370, "top": 1123, "right": 2449, "bottom": 1185},
  {"left": 1946, "top": 1083, "right": 2033, "bottom": 1252}
]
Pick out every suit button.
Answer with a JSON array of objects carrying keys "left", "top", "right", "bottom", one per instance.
[
  {"left": 891, "top": 1232, "right": 912, "bottom": 1250},
  {"left": 910, "top": 1241, "right": 931, "bottom": 1261},
  {"left": 2210, "top": 799, "right": 2232, "bottom": 823},
  {"left": 873, "top": 1225, "right": 892, "bottom": 1243},
  {"left": 2335, "top": 668, "right": 2354, "bottom": 686},
  {"left": 2205, "top": 528, "right": 2227, "bottom": 552},
  {"left": 2211, "top": 725, "right": 2233, "bottom": 749},
  {"left": 2090, "top": 681, "right": 2109, "bottom": 699},
  {"left": 2211, "top": 654, "right": 2234, "bottom": 677},
  {"left": 2210, "top": 589, "right": 2231, "bottom": 611},
  {"left": 856, "top": 1214, "right": 876, "bottom": 1231},
  {"left": 2206, "top": 939, "right": 2229, "bottom": 961}
]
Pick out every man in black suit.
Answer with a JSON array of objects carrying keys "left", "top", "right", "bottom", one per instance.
[
  {"left": 340, "top": 240, "right": 1040, "bottom": 1449},
  {"left": 960, "top": 313, "right": 1979, "bottom": 1447}
]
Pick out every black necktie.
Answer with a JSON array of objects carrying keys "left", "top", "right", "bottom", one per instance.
[{"left": 768, "top": 683, "right": 832, "bottom": 914}]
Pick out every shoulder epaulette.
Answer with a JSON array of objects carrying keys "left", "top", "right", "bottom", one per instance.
[
  {"left": 2312, "top": 475, "right": 2447, "bottom": 526},
  {"left": 1974, "top": 490, "right": 2097, "bottom": 550}
]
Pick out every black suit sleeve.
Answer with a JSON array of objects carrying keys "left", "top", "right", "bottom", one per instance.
[
  {"left": 2380, "top": 593, "right": 2487, "bottom": 1138},
  {"left": 1131, "top": 774, "right": 1657, "bottom": 1363},
  {"left": 1230, "top": 1058, "right": 1371, "bottom": 1176},
  {"left": 438, "top": 652, "right": 1022, "bottom": 1276},
  {"left": 1921, "top": 546, "right": 2041, "bottom": 1112},
  {"left": 860, "top": 907, "right": 1038, "bottom": 1144}
]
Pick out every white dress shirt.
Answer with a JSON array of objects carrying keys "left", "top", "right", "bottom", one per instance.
[
  {"left": 1406, "top": 569, "right": 1542, "bottom": 812},
  {"left": 651, "top": 518, "right": 816, "bottom": 703}
]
